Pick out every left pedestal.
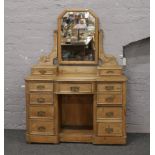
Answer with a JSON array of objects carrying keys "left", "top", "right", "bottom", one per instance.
[{"left": 25, "top": 80, "right": 59, "bottom": 143}]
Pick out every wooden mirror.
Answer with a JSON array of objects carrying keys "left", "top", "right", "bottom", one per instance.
[{"left": 58, "top": 9, "right": 99, "bottom": 65}]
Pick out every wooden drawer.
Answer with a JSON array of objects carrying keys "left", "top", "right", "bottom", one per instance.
[
  {"left": 56, "top": 83, "right": 93, "bottom": 93},
  {"left": 29, "top": 105, "right": 54, "bottom": 118},
  {"left": 98, "top": 69, "right": 122, "bottom": 76},
  {"left": 97, "top": 83, "right": 122, "bottom": 92},
  {"left": 29, "top": 83, "right": 53, "bottom": 91},
  {"left": 29, "top": 93, "right": 53, "bottom": 104},
  {"left": 97, "top": 107, "right": 122, "bottom": 119},
  {"left": 31, "top": 67, "right": 57, "bottom": 75},
  {"left": 97, "top": 122, "right": 123, "bottom": 136},
  {"left": 29, "top": 119, "right": 55, "bottom": 135},
  {"left": 97, "top": 93, "right": 122, "bottom": 105}
]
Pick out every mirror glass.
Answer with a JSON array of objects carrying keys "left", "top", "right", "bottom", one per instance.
[{"left": 61, "top": 11, "right": 96, "bottom": 61}]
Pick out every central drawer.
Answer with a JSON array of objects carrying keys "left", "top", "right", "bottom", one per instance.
[
  {"left": 29, "top": 119, "right": 55, "bottom": 135},
  {"left": 56, "top": 82, "right": 93, "bottom": 93}
]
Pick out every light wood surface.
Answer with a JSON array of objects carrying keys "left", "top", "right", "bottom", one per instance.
[
  {"left": 97, "top": 122, "right": 123, "bottom": 136},
  {"left": 96, "top": 107, "right": 122, "bottom": 119},
  {"left": 29, "top": 82, "right": 53, "bottom": 92},
  {"left": 25, "top": 9, "right": 127, "bottom": 144},
  {"left": 97, "top": 93, "right": 122, "bottom": 105},
  {"left": 29, "top": 93, "right": 53, "bottom": 105},
  {"left": 97, "top": 82, "right": 122, "bottom": 92},
  {"left": 29, "top": 105, "right": 54, "bottom": 118},
  {"left": 29, "top": 119, "right": 55, "bottom": 135}
]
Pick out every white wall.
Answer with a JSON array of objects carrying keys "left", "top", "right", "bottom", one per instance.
[
  {"left": 5, "top": 0, "right": 150, "bottom": 132},
  {"left": 124, "top": 38, "right": 150, "bottom": 133}
]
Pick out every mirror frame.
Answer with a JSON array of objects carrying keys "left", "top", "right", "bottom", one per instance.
[{"left": 57, "top": 9, "right": 99, "bottom": 65}]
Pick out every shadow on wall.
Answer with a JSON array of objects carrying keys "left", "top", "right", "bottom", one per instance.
[{"left": 123, "top": 37, "right": 150, "bottom": 133}]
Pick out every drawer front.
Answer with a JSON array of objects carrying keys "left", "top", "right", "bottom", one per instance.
[
  {"left": 30, "top": 93, "right": 53, "bottom": 104},
  {"left": 97, "top": 93, "right": 122, "bottom": 104},
  {"left": 57, "top": 83, "right": 93, "bottom": 93},
  {"left": 29, "top": 105, "right": 54, "bottom": 118},
  {"left": 97, "top": 122, "right": 123, "bottom": 136},
  {"left": 99, "top": 69, "right": 122, "bottom": 76},
  {"left": 29, "top": 83, "right": 53, "bottom": 91},
  {"left": 97, "top": 83, "right": 122, "bottom": 92},
  {"left": 29, "top": 119, "right": 55, "bottom": 135},
  {"left": 97, "top": 107, "right": 122, "bottom": 119},
  {"left": 31, "top": 68, "right": 56, "bottom": 75}
]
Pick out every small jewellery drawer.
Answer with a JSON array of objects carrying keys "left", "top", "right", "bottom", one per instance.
[
  {"left": 29, "top": 82, "right": 53, "bottom": 91},
  {"left": 56, "top": 83, "right": 93, "bottom": 93},
  {"left": 97, "top": 107, "right": 122, "bottom": 119},
  {"left": 29, "top": 119, "right": 55, "bottom": 135},
  {"left": 98, "top": 69, "right": 122, "bottom": 76},
  {"left": 97, "top": 83, "right": 122, "bottom": 92},
  {"left": 97, "top": 122, "right": 123, "bottom": 136},
  {"left": 29, "top": 93, "right": 53, "bottom": 104},
  {"left": 29, "top": 105, "right": 54, "bottom": 118},
  {"left": 97, "top": 93, "right": 122, "bottom": 105},
  {"left": 31, "top": 68, "right": 57, "bottom": 75}
]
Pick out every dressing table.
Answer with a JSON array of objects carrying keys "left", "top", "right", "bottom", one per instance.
[{"left": 25, "top": 9, "right": 127, "bottom": 144}]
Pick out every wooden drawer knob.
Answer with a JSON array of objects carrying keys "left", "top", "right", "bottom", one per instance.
[
  {"left": 105, "top": 127, "right": 113, "bottom": 133},
  {"left": 39, "top": 70, "right": 47, "bottom": 75},
  {"left": 38, "top": 126, "right": 46, "bottom": 132},
  {"left": 37, "top": 111, "right": 46, "bottom": 117},
  {"left": 37, "top": 98, "right": 45, "bottom": 103},
  {"left": 105, "top": 112, "right": 114, "bottom": 117},
  {"left": 105, "top": 86, "right": 114, "bottom": 90},
  {"left": 105, "top": 96, "right": 114, "bottom": 102},
  {"left": 70, "top": 86, "right": 80, "bottom": 92},
  {"left": 37, "top": 85, "right": 45, "bottom": 89}
]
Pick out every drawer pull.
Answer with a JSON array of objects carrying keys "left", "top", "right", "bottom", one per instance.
[
  {"left": 105, "top": 96, "right": 114, "bottom": 102},
  {"left": 37, "top": 111, "right": 46, "bottom": 117},
  {"left": 105, "top": 127, "right": 113, "bottom": 133},
  {"left": 106, "top": 70, "right": 114, "bottom": 74},
  {"left": 70, "top": 86, "right": 80, "bottom": 92},
  {"left": 37, "top": 98, "right": 45, "bottom": 103},
  {"left": 38, "top": 126, "right": 46, "bottom": 132},
  {"left": 37, "top": 85, "right": 45, "bottom": 89},
  {"left": 39, "top": 70, "right": 47, "bottom": 75},
  {"left": 106, "top": 112, "right": 114, "bottom": 117},
  {"left": 105, "top": 86, "right": 114, "bottom": 90}
]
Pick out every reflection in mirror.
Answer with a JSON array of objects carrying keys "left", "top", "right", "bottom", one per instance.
[{"left": 61, "top": 11, "right": 96, "bottom": 61}]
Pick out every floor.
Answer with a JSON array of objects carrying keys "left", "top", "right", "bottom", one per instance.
[{"left": 4, "top": 130, "right": 150, "bottom": 155}]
